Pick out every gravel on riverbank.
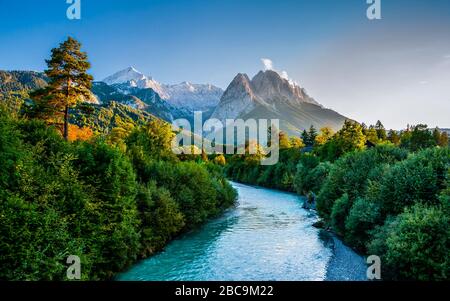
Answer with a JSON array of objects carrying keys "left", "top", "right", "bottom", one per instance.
[{"left": 322, "top": 232, "right": 368, "bottom": 281}]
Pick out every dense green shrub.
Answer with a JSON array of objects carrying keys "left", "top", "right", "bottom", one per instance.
[
  {"left": 344, "top": 198, "right": 382, "bottom": 250},
  {"left": 136, "top": 182, "right": 184, "bottom": 257},
  {"left": 74, "top": 141, "right": 141, "bottom": 279},
  {"left": 384, "top": 204, "right": 449, "bottom": 280},
  {"left": 317, "top": 145, "right": 408, "bottom": 218},
  {"left": 330, "top": 194, "right": 352, "bottom": 236},
  {"left": 294, "top": 155, "right": 331, "bottom": 195},
  {"left": 142, "top": 161, "right": 224, "bottom": 227},
  {"left": 0, "top": 195, "right": 82, "bottom": 280},
  {"left": 373, "top": 147, "right": 449, "bottom": 216}
]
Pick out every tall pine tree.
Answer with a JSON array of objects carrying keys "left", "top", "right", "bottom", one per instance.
[{"left": 32, "top": 37, "right": 93, "bottom": 140}]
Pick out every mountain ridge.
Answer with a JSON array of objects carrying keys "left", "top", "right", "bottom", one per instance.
[{"left": 211, "top": 70, "right": 348, "bottom": 135}]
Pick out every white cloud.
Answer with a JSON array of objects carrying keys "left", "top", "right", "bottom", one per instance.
[
  {"left": 280, "top": 70, "right": 289, "bottom": 80},
  {"left": 260, "top": 58, "right": 299, "bottom": 86},
  {"left": 261, "top": 58, "right": 273, "bottom": 70}
]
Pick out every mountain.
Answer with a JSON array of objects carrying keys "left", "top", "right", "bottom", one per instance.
[
  {"left": 211, "top": 70, "right": 348, "bottom": 135},
  {"left": 71, "top": 101, "right": 156, "bottom": 134},
  {"left": 102, "top": 67, "right": 223, "bottom": 116},
  {"left": 0, "top": 70, "right": 176, "bottom": 121},
  {"left": 91, "top": 82, "right": 179, "bottom": 121},
  {"left": 0, "top": 70, "right": 48, "bottom": 97},
  {"left": 103, "top": 67, "right": 169, "bottom": 99}
]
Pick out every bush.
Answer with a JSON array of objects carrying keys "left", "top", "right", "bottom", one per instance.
[
  {"left": 375, "top": 147, "right": 449, "bottom": 216},
  {"left": 384, "top": 204, "right": 449, "bottom": 280},
  {"left": 141, "top": 160, "right": 235, "bottom": 228},
  {"left": 0, "top": 195, "right": 82, "bottom": 280},
  {"left": 74, "top": 141, "right": 141, "bottom": 279},
  {"left": 330, "top": 194, "right": 352, "bottom": 236},
  {"left": 136, "top": 182, "right": 184, "bottom": 257},
  {"left": 344, "top": 198, "right": 382, "bottom": 250},
  {"left": 317, "top": 145, "right": 408, "bottom": 218},
  {"left": 294, "top": 159, "right": 331, "bottom": 195}
]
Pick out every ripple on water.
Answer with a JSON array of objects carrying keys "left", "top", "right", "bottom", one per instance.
[{"left": 117, "top": 182, "right": 365, "bottom": 281}]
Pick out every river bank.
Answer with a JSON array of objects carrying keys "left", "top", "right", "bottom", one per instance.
[{"left": 117, "top": 182, "right": 366, "bottom": 281}]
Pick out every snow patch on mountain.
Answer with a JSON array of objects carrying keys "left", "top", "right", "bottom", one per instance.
[{"left": 102, "top": 67, "right": 223, "bottom": 112}]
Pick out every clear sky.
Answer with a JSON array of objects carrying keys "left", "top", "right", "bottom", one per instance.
[{"left": 1, "top": 0, "right": 450, "bottom": 129}]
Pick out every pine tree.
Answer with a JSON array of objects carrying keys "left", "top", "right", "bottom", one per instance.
[
  {"left": 387, "top": 129, "right": 400, "bottom": 145},
  {"left": 308, "top": 125, "right": 318, "bottom": 146},
  {"left": 301, "top": 129, "right": 309, "bottom": 146},
  {"left": 375, "top": 120, "right": 387, "bottom": 141},
  {"left": 32, "top": 37, "right": 93, "bottom": 140}
]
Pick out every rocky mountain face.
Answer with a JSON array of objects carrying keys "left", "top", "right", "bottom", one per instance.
[
  {"left": 1, "top": 68, "right": 349, "bottom": 136},
  {"left": 102, "top": 67, "right": 223, "bottom": 117},
  {"left": 91, "top": 82, "right": 180, "bottom": 122},
  {"left": 211, "top": 70, "right": 348, "bottom": 135}
]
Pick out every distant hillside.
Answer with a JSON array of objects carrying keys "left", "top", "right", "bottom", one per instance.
[
  {"left": 71, "top": 101, "right": 156, "bottom": 134},
  {"left": 211, "top": 70, "right": 348, "bottom": 136},
  {"left": 0, "top": 70, "right": 48, "bottom": 97}
]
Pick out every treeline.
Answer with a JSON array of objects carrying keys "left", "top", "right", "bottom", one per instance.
[
  {"left": 226, "top": 120, "right": 449, "bottom": 280},
  {"left": 0, "top": 111, "right": 236, "bottom": 280},
  {"left": 0, "top": 37, "right": 237, "bottom": 280}
]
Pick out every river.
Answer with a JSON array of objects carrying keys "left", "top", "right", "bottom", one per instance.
[{"left": 117, "top": 182, "right": 367, "bottom": 281}]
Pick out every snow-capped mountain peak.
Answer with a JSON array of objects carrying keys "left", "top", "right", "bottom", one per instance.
[
  {"left": 102, "top": 67, "right": 169, "bottom": 99},
  {"left": 103, "top": 66, "right": 146, "bottom": 85},
  {"left": 101, "top": 67, "right": 224, "bottom": 114}
]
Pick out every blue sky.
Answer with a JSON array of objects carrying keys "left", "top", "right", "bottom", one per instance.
[{"left": 1, "top": 0, "right": 450, "bottom": 129}]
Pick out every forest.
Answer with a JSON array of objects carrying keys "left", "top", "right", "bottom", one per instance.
[
  {"left": 0, "top": 38, "right": 237, "bottom": 280},
  {"left": 226, "top": 121, "right": 449, "bottom": 280}
]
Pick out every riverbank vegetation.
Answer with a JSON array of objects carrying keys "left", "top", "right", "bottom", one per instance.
[
  {"left": 0, "top": 38, "right": 237, "bottom": 280},
  {"left": 225, "top": 121, "right": 449, "bottom": 280}
]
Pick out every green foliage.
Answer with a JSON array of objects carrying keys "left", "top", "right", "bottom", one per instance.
[
  {"left": 330, "top": 193, "right": 352, "bottom": 236},
  {"left": 0, "top": 195, "right": 81, "bottom": 280},
  {"left": 316, "top": 120, "right": 366, "bottom": 161},
  {"left": 373, "top": 147, "right": 449, "bottom": 215},
  {"left": 293, "top": 154, "right": 326, "bottom": 195},
  {"left": 316, "top": 144, "right": 408, "bottom": 217},
  {"left": 226, "top": 148, "right": 302, "bottom": 191},
  {"left": 0, "top": 112, "right": 236, "bottom": 280},
  {"left": 301, "top": 125, "right": 318, "bottom": 147},
  {"left": 344, "top": 198, "right": 381, "bottom": 250},
  {"left": 384, "top": 204, "right": 449, "bottom": 280},
  {"left": 224, "top": 119, "right": 449, "bottom": 281},
  {"left": 136, "top": 182, "right": 185, "bottom": 257},
  {"left": 139, "top": 160, "right": 235, "bottom": 227},
  {"left": 126, "top": 118, "right": 177, "bottom": 166},
  {"left": 400, "top": 124, "right": 435, "bottom": 151}
]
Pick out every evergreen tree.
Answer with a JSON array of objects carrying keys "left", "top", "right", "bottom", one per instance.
[
  {"left": 433, "top": 127, "right": 441, "bottom": 145},
  {"left": 387, "top": 129, "right": 400, "bottom": 145},
  {"left": 401, "top": 124, "right": 435, "bottom": 151},
  {"left": 31, "top": 37, "right": 93, "bottom": 140},
  {"left": 375, "top": 120, "right": 387, "bottom": 141},
  {"left": 361, "top": 122, "right": 368, "bottom": 136},
  {"left": 301, "top": 129, "right": 309, "bottom": 146},
  {"left": 366, "top": 127, "right": 379, "bottom": 144},
  {"left": 307, "top": 125, "right": 318, "bottom": 146}
]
